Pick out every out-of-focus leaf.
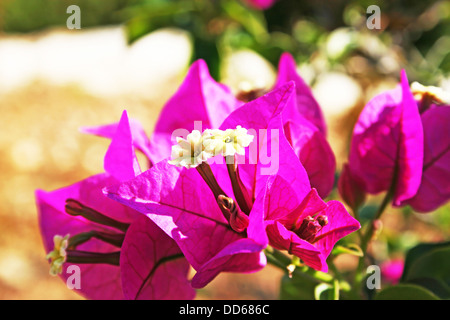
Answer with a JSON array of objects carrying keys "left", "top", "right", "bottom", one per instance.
[
  {"left": 359, "top": 204, "right": 378, "bottom": 222},
  {"left": 124, "top": 1, "right": 196, "bottom": 44},
  {"left": 314, "top": 283, "right": 332, "bottom": 300},
  {"left": 406, "top": 277, "right": 450, "bottom": 300},
  {"left": 314, "top": 280, "right": 340, "bottom": 300},
  {"left": 375, "top": 284, "right": 440, "bottom": 300},
  {"left": 279, "top": 273, "right": 319, "bottom": 300},
  {"left": 192, "top": 37, "right": 221, "bottom": 80},
  {"left": 403, "top": 245, "right": 450, "bottom": 286},
  {"left": 399, "top": 242, "right": 450, "bottom": 299},
  {"left": 401, "top": 241, "right": 450, "bottom": 283},
  {"left": 221, "top": 0, "right": 268, "bottom": 40}
]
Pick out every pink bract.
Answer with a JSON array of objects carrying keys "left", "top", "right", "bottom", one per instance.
[
  {"left": 401, "top": 105, "right": 450, "bottom": 212},
  {"left": 104, "top": 84, "right": 299, "bottom": 288},
  {"left": 274, "top": 53, "right": 335, "bottom": 197},
  {"left": 106, "top": 82, "right": 359, "bottom": 283},
  {"left": 348, "top": 70, "right": 424, "bottom": 206},
  {"left": 243, "top": 0, "right": 277, "bottom": 10},
  {"left": 36, "top": 111, "right": 194, "bottom": 299}
]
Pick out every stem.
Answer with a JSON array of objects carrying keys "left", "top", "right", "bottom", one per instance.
[
  {"left": 196, "top": 162, "right": 226, "bottom": 199},
  {"left": 68, "top": 230, "right": 125, "bottom": 249},
  {"left": 351, "top": 188, "right": 394, "bottom": 299},
  {"left": 226, "top": 156, "right": 251, "bottom": 215},
  {"left": 66, "top": 250, "right": 120, "bottom": 265},
  {"left": 65, "top": 199, "right": 129, "bottom": 233},
  {"left": 332, "top": 279, "right": 340, "bottom": 300},
  {"left": 265, "top": 251, "right": 286, "bottom": 270},
  {"left": 264, "top": 247, "right": 334, "bottom": 283},
  {"left": 196, "top": 162, "right": 231, "bottom": 222},
  {"left": 328, "top": 255, "right": 344, "bottom": 282}
]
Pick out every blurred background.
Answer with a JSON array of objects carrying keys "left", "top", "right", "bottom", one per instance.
[{"left": 0, "top": 0, "right": 448, "bottom": 299}]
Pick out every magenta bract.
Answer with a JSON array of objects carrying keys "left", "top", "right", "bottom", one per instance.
[
  {"left": 275, "top": 52, "right": 327, "bottom": 136},
  {"left": 120, "top": 215, "right": 195, "bottom": 300},
  {"left": 104, "top": 84, "right": 300, "bottom": 288},
  {"left": 274, "top": 53, "right": 335, "bottom": 197},
  {"left": 142, "top": 55, "right": 334, "bottom": 198},
  {"left": 400, "top": 105, "right": 450, "bottom": 212},
  {"left": 348, "top": 70, "right": 424, "bottom": 206},
  {"left": 106, "top": 82, "right": 359, "bottom": 284},
  {"left": 36, "top": 110, "right": 194, "bottom": 299},
  {"left": 243, "top": 0, "right": 277, "bottom": 10},
  {"left": 148, "top": 59, "right": 242, "bottom": 164}
]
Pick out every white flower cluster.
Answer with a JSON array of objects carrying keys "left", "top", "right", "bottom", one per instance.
[
  {"left": 411, "top": 81, "right": 450, "bottom": 104},
  {"left": 46, "top": 234, "right": 70, "bottom": 276},
  {"left": 169, "top": 126, "right": 254, "bottom": 168}
]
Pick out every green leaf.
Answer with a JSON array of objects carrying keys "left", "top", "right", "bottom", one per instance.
[
  {"left": 401, "top": 241, "right": 450, "bottom": 283},
  {"left": 406, "top": 277, "right": 450, "bottom": 300},
  {"left": 279, "top": 273, "right": 319, "bottom": 300},
  {"left": 404, "top": 246, "right": 450, "bottom": 286},
  {"left": 314, "top": 283, "right": 332, "bottom": 300},
  {"left": 221, "top": 0, "right": 268, "bottom": 40},
  {"left": 331, "top": 244, "right": 363, "bottom": 257},
  {"left": 358, "top": 204, "right": 378, "bottom": 222},
  {"left": 375, "top": 284, "right": 440, "bottom": 300},
  {"left": 314, "top": 280, "right": 340, "bottom": 300}
]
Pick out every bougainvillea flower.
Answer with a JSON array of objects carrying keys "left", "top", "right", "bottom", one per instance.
[
  {"left": 80, "top": 115, "right": 153, "bottom": 169},
  {"left": 337, "top": 163, "right": 366, "bottom": 211},
  {"left": 400, "top": 104, "right": 450, "bottom": 212},
  {"left": 141, "top": 55, "right": 334, "bottom": 197},
  {"left": 239, "top": 129, "right": 360, "bottom": 271},
  {"left": 283, "top": 113, "right": 335, "bottom": 198},
  {"left": 104, "top": 84, "right": 297, "bottom": 288},
  {"left": 274, "top": 52, "right": 327, "bottom": 136},
  {"left": 347, "top": 70, "right": 424, "bottom": 206},
  {"left": 148, "top": 59, "right": 242, "bottom": 164},
  {"left": 120, "top": 215, "right": 193, "bottom": 299},
  {"left": 106, "top": 82, "right": 358, "bottom": 284},
  {"left": 218, "top": 81, "right": 358, "bottom": 272},
  {"left": 36, "top": 110, "right": 194, "bottom": 300},
  {"left": 272, "top": 53, "right": 335, "bottom": 197},
  {"left": 381, "top": 259, "right": 404, "bottom": 284},
  {"left": 243, "top": 0, "right": 277, "bottom": 10}
]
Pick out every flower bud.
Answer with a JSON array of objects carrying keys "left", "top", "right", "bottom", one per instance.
[
  {"left": 168, "top": 130, "right": 212, "bottom": 168},
  {"left": 295, "top": 215, "right": 327, "bottom": 243},
  {"left": 218, "top": 195, "right": 249, "bottom": 233},
  {"left": 202, "top": 126, "right": 254, "bottom": 157}
]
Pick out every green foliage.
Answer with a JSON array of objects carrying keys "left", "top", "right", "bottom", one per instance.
[
  {"left": 2, "top": 0, "right": 449, "bottom": 83},
  {"left": 279, "top": 273, "right": 318, "bottom": 300},
  {"left": 399, "top": 242, "right": 450, "bottom": 299},
  {"left": 0, "top": 0, "right": 135, "bottom": 33},
  {"left": 375, "top": 284, "right": 440, "bottom": 300},
  {"left": 375, "top": 242, "right": 450, "bottom": 300}
]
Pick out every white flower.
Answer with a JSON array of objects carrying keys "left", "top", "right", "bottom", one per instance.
[
  {"left": 411, "top": 82, "right": 450, "bottom": 104},
  {"left": 168, "top": 130, "right": 212, "bottom": 169},
  {"left": 46, "top": 234, "right": 70, "bottom": 276},
  {"left": 203, "top": 126, "right": 254, "bottom": 157}
]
